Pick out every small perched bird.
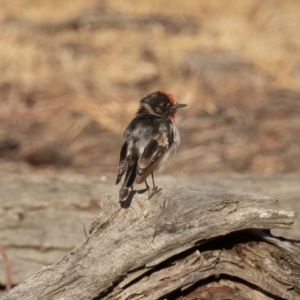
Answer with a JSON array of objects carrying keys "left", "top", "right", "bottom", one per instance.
[{"left": 116, "top": 91, "right": 187, "bottom": 200}]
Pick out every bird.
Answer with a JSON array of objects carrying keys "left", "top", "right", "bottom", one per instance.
[{"left": 116, "top": 91, "right": 187, "bottom": 201}]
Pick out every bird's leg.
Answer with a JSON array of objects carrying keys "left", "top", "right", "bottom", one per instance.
[
  {"left": 151, "top": 172, "right": 157, "bottom": 191},
  {"left": 144, "top": 180, "right": 154, "bottom": 198},
  {"left": 145, "top": 179, "right": 150, "bottom": 191},
  {"left": 148, "top": 172, "right": 161, "bottom": 199}
]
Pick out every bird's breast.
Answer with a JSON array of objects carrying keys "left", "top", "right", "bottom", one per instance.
[
  {"left": 155, "top": 121, "right": 180, "bottom": 172},
  {"left": 172, "top": 121, "right": 180, "bottom": 147}
]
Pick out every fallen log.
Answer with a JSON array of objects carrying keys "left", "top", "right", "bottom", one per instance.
[{"left": 1, "top": 188, "right": 299, "bottom": 300}]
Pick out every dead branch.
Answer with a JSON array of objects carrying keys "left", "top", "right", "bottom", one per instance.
[
  {"left": 0, "top": 244, "right": 12, "bottom": 290},
  {"left": 1, "top": 189, "right": 299, "bottom": 300}
]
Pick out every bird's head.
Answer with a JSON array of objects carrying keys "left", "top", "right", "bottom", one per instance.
[{"left": 138, "top": 91, "right": 187, "bottom": 119}]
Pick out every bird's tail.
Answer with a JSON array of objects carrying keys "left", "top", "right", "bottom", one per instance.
[{"left": 119, "top": 162, "right": 137, "bottom": 201}]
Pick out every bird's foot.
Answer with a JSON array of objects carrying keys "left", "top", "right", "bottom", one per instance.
[{"left": 148, "top": 186, "right": 161, "bottom": 199}]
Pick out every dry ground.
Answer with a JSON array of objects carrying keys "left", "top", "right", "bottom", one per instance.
[{"left": 0, "top": 0, "right": 299, "bottom": 176}]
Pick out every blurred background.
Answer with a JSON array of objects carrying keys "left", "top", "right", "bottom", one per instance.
[
  {"left": 1, "top": 0, "right": 300, "bottom": 291},
  {"left": 0, "top": 0, "right": 300, "bottom": 177}
]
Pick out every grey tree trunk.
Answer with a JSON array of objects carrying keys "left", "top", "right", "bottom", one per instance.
[{"left": 1, "top": 188, "right": 299, "bottom": 300}]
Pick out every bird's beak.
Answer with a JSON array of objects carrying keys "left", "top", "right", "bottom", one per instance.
[{"left": 174, "top": 103, "right": 188, "bottom": 109}]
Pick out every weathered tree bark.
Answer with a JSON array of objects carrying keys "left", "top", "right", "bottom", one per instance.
[
  {"left": 1, "top": 172, "right": 299, "bottom": 286},
  {"left": 1, "top": 188, "right": 299, "bottom": 300}
]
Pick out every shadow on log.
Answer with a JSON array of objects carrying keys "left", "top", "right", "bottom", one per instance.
[{"left": 1, "top": 189, "right": 299, "bottom": 300}]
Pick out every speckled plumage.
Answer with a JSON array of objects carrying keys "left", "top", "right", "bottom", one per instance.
[{"left": 116, "top": 91, "right": 187, "bottom": 200}]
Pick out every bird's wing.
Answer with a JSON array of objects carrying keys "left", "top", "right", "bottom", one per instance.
[
  {"left": 135, "top": 125, "right": 170, "bottom": 184},
  {"left": 115, "top": 140, "right": 128, "bottom": 185}
]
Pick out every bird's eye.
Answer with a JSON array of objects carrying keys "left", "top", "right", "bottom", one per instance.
[{"left": 161, "top": 101, "right": 167, "bottom": 107}]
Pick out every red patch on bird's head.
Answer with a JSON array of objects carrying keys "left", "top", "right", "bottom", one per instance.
[
  {"left": 159, "top": 91, "right": 177, "bottom": 120},
  {"left": 159, "top": 91, "right": 175, "bottom": 104}
]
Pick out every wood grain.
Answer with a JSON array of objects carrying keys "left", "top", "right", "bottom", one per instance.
[{"left": 1, "top": 188, "right": 299, "bottom": 300}]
